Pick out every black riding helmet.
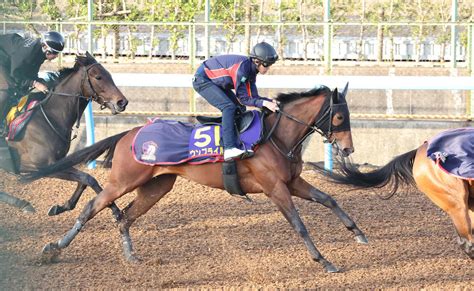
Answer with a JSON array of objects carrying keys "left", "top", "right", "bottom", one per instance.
[
  {"left": 42, "top": 31, "right": 65, "bottom": 53},
  {"left": 249, "top": 42, "right": 278, "bottom": 66}
]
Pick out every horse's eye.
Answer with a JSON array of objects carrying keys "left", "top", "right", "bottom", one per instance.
[{"left": 95, "top": 76, "right": 102, "bottom": 80}]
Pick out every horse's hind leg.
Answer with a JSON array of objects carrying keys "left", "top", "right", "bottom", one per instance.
[
  {"left": 439, "top": 194, "right": 472, "bottom": 258},
  {"left": 118, "top": 174, "right": 177, "bottom": 262},
  {"left": 0, "top": 191, "right": 35, "bottom": 213},
  {"left": 49, "top": 168, "right": 122, "bottom": 221},
  {"left": 42, "top": 178, "right": 133, "bottom": 262},
  {"left": 414, "top": 164, "right": 473, "bottom": 257},
  {"left": 47, "top": 182, "right": 86, "bottom": 216},
  {"left": 289, "top": 177, "right": 368, "bottom": 244}
]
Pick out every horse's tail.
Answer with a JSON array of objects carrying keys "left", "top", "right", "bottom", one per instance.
[
  {"left": 310, "top": 149, "right": 418, "bottom": 199},
  {"left": 22, "top": 130, "right": 130, "bottom": 182}
]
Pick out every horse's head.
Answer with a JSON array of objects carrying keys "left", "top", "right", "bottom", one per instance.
[
  {"left": 317, "top": 83, "right": 353, "bottom": 157},
  {"left": 75, "top": 52, "right": 128, "bottom": 114},
  {"left": 272, "top": 83, "right": 353, "bottom": 160}
]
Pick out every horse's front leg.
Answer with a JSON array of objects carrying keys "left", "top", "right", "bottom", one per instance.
[
  {"left": 266, "top": 181, "right": 339, "bottom": 273},
  {"left": 48, "top": 168, "right": 121, "bottom": 221},
  {"left": 0, "top": 191, "right": 35, "bottom": 213},
  {"left": 289, "top": 177, "right": 368, "bottom": 244}
]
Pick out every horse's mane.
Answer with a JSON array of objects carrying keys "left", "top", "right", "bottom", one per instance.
[
  {"left": 275, "top": 85, "right": 331, "bottom": 105},
  {"left": 44, "top": 54, "right": 97, "bottom": 88}
]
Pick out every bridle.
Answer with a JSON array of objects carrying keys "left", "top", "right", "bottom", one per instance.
[
  {"left": 264, "top": 93, "right": 344, "bottom": 161},
  {"left": 36, "top": 62, "right": 107, "bottom": 142}
]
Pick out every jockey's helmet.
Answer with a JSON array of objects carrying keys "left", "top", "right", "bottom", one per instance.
[
  {"left": 42, "top": 31, "right": 65, "bottom": 54},
  {"left": 249, "top": 42, "right": 278, "bottom": 66}
]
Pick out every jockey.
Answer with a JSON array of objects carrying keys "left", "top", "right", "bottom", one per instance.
[
  {"left": 193, "top": 41, "right": 280, "bottom": 160},
  {"left": 0, "top": 31, "right": 65, "bottom": 132}
]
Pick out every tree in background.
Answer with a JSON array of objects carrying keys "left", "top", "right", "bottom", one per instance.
[
  {"left": 65, "top": 0, "right": 87, "bottom": 53},
  {"left": 211, "top": 0, "right": 246, "bottom": 54},
  {"left": 458, "top": 0, "right": 474, "bottom": 69},
  {"left": 40, "top": 0, "right": 61, "bottom": 23},
  {"left": 366, "top": 0, "right": 404, "bottom": 63},
  {"left": 143, "top": 0, "right": 168, "bottom": 59},
  {"left": 165, "top": 0, "right": 201, "bottom": 60},
  {"left": 430, "top": 0, "right": 452, "bottom": 63},
  {"left": 404, "top": 0, "right": 437, "bottom": 63},
  {"left": 1, "top": 0, "right": 39, "bottom": 35}
]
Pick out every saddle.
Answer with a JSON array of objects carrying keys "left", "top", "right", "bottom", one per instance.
[
  {"left": 5, "top": 95, "right": 39, "bottom": 141},
  {"left": 196, "top": 110, "right": 256, "bottom": 134}
]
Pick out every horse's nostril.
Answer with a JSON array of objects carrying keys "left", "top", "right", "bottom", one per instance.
[{"left": 117, "top": 99, "right": 128, "bottom": 109}]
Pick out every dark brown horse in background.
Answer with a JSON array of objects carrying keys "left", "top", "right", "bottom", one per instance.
[
  {"left": 310, "top": 135, "right": 474, "bottom": 259},
  {"left": 0, "top": 52, "right": 127, "bottom": 217},
  {"left": 33, "top": 84, "right": 368, "bottom": 273}
]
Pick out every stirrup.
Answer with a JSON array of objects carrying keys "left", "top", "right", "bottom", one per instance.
[
  {"left": 230, "top": 193, "right": 253, "bottom": 202},
  {"left": 0, "top": 121, "right": 6, "bottom": 137}
]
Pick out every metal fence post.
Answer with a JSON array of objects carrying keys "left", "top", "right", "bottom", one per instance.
[
  {"left": 86, "top": 0, "right": 96, "bottom": 169},
  {"left": 470, "top": 24, "right": 474, "bottom": 120},
  {"left": 189, "top": 23, "right": 196, "bottom": 113},
  {"left": 451, "top": 0, "right": 457, "bottom": 68},
  {"left": 324, "top": 0, "right": 332, "bottom": 75},
  {"left": 323, "top": 0, "right": 332, "bottom": 171},
  {"left": 57, "top": 22, "right": 63, "bottom": 67},
  {"left": 204, "top": 0, "right": 210, "bottom": 59}
]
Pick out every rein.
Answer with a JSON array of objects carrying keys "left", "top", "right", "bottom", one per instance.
[
  {"left": 35, "top": 62, "right": 104, "bottom": 142},
  {"left": 264, "top": 95, "right": 335, "bottom": 161}
]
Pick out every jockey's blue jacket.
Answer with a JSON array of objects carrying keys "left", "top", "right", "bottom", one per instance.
[{"left": 196, "top": 54, "right": 270, "bottom": 108}]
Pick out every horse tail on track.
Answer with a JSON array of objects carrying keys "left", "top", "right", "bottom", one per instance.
[
  {"left": 22, "top": 130, "right": 130, "bottom": 182},
  {"left": 310, "top": 149, "right": 418, "bottom": 199}
]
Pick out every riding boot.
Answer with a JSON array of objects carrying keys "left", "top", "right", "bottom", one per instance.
[
  {"left": 0, "top": 90, "right": 9, "bottom": 137},
  {"left": 0, "top": 137, "right": 18, "bottom": 173}
]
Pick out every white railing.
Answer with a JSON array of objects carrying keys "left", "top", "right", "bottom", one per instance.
[{"left": 111, "top": 73, "right": 474, "bottom": 90}]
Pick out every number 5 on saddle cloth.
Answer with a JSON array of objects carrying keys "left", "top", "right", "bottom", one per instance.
[{"left": 132, "top": 110, "right": 264, "bottom": 197}]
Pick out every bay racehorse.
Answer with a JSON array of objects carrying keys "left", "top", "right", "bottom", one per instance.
[
  {"left": 35, "top": 84, "right": 368, "bottom": 273},
  {"left": 310, "top": 128, "right": 474, "bottom": 259},
  {"left": 0, "top": 52, "right": 127, "bottom": 218}
]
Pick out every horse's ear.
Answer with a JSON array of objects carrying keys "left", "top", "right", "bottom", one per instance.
[
  {"left": 75, "top": 52, "right": 86, "bottom": 67},
  {"left": 332, "top": 88, "right": 339, "bottom": 103},
  {"left": 341, "top": 82, "right": 349, "bottom": 99},
  {"left": 85, "top": 51, "right": 98, "bottom": 64}
]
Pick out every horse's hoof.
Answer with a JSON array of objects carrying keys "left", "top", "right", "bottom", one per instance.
[
  {"left": 125, "top": 254, "right": 141, "bottom": 263},
  {"left": 22, "top": 203, "right": 36, "bottom": 213},
  {"left": 41, "top": 242, "right": 61, "bottom": 263},
  {"left": 324, "top": 263, "right": 340, "bottom": 273},
  {"left": 355, "top": 234, "right": 368, "bottom": 244},
  {"left": 457, "top": 236, "right": 474, "bottom": 259},
  {"left": 48, "top": 205, "right": 63, "bottom": 216}
]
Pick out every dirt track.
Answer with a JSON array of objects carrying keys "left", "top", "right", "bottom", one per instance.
[{"left": 0, "top": 168, "right": 472, "bottom": 289}]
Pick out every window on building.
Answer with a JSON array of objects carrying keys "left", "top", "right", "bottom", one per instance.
[
  {"left": 406, "top": 43, "right": 413, "bottom": 56},
  {"left": 394, "top": 43, "right": 401, "bottom": 55},
  {"left": 215, "top": 40, "right": 226, "bottom": 54},
  {"left": 364, "top": 43, "right": 374, "bottom": 55},
  {"left": 159, "top": 38, "right": 169, "bottom": 54},
  {"left": 288, "top": 40, "right": 297, "bottom": 55}
]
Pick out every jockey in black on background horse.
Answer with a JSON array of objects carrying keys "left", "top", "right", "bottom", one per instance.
[{"left": 0, "top": 31, "right": 65, "bottom": 131}]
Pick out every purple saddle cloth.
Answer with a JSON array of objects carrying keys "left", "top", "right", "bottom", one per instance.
[
  {"left": 427, "top": 127, "right": 474, "bottom": 180},
  {"left": 132, "top": 110, "right": 263, "bottom": 165}
]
